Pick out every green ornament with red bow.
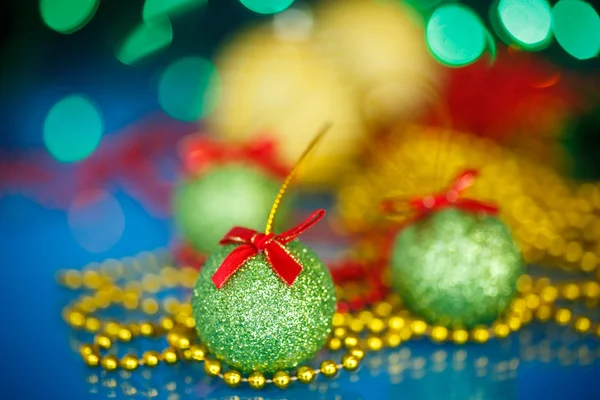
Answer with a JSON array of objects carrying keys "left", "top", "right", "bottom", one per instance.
[
  {"left": 173, "top": 136, "right": 292, "bottom": 256},
  {"left": 385, "top": 170, "right": 524, "bottom": 328}
]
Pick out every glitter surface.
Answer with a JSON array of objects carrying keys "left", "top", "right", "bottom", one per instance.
[
  {"left": 391, "top": 209, "right": 523, "bottom": 328},
  {"left": 192, "top": 240, "right": 336, "bottom": 374},
  {"left": 173, "top": 164, "right": 286, "bottom": 254}
]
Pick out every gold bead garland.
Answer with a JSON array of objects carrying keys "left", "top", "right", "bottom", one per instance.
[{"left": 58, "top": 249, "right": 600, "bottom": 389}]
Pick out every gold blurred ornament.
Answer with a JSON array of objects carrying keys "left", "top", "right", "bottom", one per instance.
[
  {"left": 206, "top": 25, "right": 365, "bottom": 186},
  {"left": 314, "top": 0, "right": 441, "bottom": 128}
]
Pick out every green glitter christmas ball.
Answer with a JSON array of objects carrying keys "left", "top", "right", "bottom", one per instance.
[
  {"left": 173, "top": 164, "right": 287, "bottom": 254},
  {"left": 391, "top": 209, "right": 523, "bottom": 328},
  {"left": 192, "top": 241, "right": 336, "bottom": 374}
]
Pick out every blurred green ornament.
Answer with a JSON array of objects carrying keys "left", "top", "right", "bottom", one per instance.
[
  {"left": 192, "top": 241, "right": 336, "bottom": 373},
  {"left": 391, "top": 209, "right": 523, "bottom": 328},
  {"left": 173, "top": 164, "right": 287, "bottom": 254}
]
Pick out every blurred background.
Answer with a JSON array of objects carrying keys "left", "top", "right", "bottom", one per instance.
[{"left": 1, "top": 0, "right": 600, "bottom": 399}]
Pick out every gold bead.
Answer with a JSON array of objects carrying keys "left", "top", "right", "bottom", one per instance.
[
  {"left": 223, "top": 370, "right": 242, "bottom": 388},
  {"left": 100, "top": 355, "right": 119, "bottom": 371},
  {"left": 163, "top": 297, "right": 181, "bottom": 314},
  {"left": 83, "top": 270, "right": 102, "bottom": 289},
  {"left": 162, "top": 348, "right": 178, "bottom": 365},
  {"left": 189, "top": 344, "right": 207, "bottom": 361},
  {"left": 204, "top": 359, "right": 222, "bottom": 376},
  {"left": 343, "top": 334, "right": 359, "bottom": 348},
  {"left": 182, "top": 349, "right": 193, "bottom": 361},
  {"left": 247, "top": 371, "right": 266, "bottom": 390},
  {"left": 128, "top": 323, "right": 140, "bottom": 337},
  {"left": 95, "top": 334, "right": 112, "bottom": 349},
  {"left": 507, "top": 316, "right": 522, "bottom": 331},
  {"left": 332, "top": 312, "right": 345, "bottom": 327},
  {"left": 575, "top": 317, "right": 591, "bottom": 333},
  {"left": 492, "top": 322, "right": 510, "bottom": 339},
  {"left": 333, "top": 327, "right": 347, "bottom": 338},
  {"left": 388, "top": 316, "right": 405, "bottom": 330},
  {"left": 555, "top": 308, "right": 572, "bottom": 325},
  {"left": 452, "top": 329, "right": 468, "bottom": 344},
  {"left": 320, "top": 360, "right": 338, "bottom": 378},
  {"left": 341, "top": 354, "right": 360, "bottom": 371},
  {"left": 104, "top": 321, "right": 121, "bottom": 337},
  {"left": 472, "top": 327, "right": 490, "bottom": 343},
  {"left": 349, "top": 346, "right": 365, "bottom": 361},
  {"left": 430, "top": 326, "right": 448, "bottom": 342},
  {"left": 374, "top": 302, "right": 393, "bottom": 317},
  {"left": 166, "top": 331, "right": 180, "bottom": 347},
  {"left": 399, "top": 327, "right": 412, "bottom": 341},
  {"left": 328, "top": 337, "right": 342, "bottom": 351},
  {"left": 358, "top": 310, "right": 374, "bottom": 324},
  {"left": 272, "top": 371, "right": 291, "bottom": 389},
  {"left": 366, "top": 336, "right": 383, "bottom": 351},
  {"left": 67, "top": 310, "right": 85, "bottom": 328},
  {"left": 384, "top": 331, "right": 402, "bottom": 348},
  {"left": 349, "top": 318, "right": 365, "bottom": 333},
  {"left": 184, "top": 316, "right": 196, "bottom": 329},
  {"left": 117, "top": 328, "right": 132, "bottom": 342},
  {"left": 142, "top": 351, "right": 160, "bottom": 368},
  {"left": 176, "top": 336, "right": 191, "bottom": 350},
  {"left": 410, "top": 320, "right": 427, "bottom": 336},
  {"left": 368, "top": 318, "right": 385, "bottom": 334},
  {"left": 536, "top": 305, "right": 552, "bottom": 321},
  {"left": 540, "top": 286, "right": 558, "bottom": 303},
  {"left": 516, "top": 274, "right": 533, "bottom": 293},
  {"left": 84, "top": 352, "right": 100, "bottom": 367},
  {"left": 140, "top": 322, "right": 155, "bottom": 337},
  {"left": 524, "top": 293, "right": 541, "bottom": 310},
  {"left": 120, "top": 355, "right": 139, "bottom": 371},
  {"left": 160, "top": 317, "right": 175, "bottom": 331},
  {"left": 583, "top": 281, "right": 600, "bottom": 298},
  {"left": 296, "top": 366, "right": 316, "bottom": 384},
  {"left": 562, "top": 283, "right": 581, "bottom": 301},
  {"left": 80, "top": 344, "right": 95, "bottom": 358},
  {"left": 84, "top": 317, "right": 101, "bottom": 333}
]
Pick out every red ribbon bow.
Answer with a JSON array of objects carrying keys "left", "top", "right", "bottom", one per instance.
[
  {"left": 211, "top": 209, "right": 326, "bottom": 289},
  {"left": 178, "top": 136, "right": 289, "bottom": 178},
  {"left": 382, "top": 169, "right": 498, "bottom": 220}
]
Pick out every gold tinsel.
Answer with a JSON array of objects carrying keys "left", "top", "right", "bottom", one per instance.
[{"left": 336, "top": 125, "right": 600, "bottom": 270}]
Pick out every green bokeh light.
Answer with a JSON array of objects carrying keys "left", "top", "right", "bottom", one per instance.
[
  {"left": 239, "top": 0, "right": 295, "bottom": 15},
  {"left": 497, "top": 0, "right": 553, "bottom": 50},
  {"left": 158, "top": 57, "right": 221, "bottom": 121},
  {"left": 426, "top": 4, "right": 487, "bottom": 67},
  {"left": 43, "top": 95, "right": 103, "bottom": 163},
  {"left": 39, "top": 0, "right": 99, "bottom": 34},
  {"left": 552, "top": 0, "right": 600, "bottom": 60},
  {"left": 143, "top": 0, "right": 207, "bottom": 21},
  {"left": 116, "top": 18, "right": 173, "bottom": 65}
]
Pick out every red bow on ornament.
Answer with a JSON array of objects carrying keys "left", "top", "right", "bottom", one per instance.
[
  {"left": 178, "top": 136, "right": 289, "bottom": 178},
  {"left": 211, "top": 209, "right": 326, "bottom": 289},
  {"left": 382, "top": 169, "right": 498, "bottom": 221}
]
